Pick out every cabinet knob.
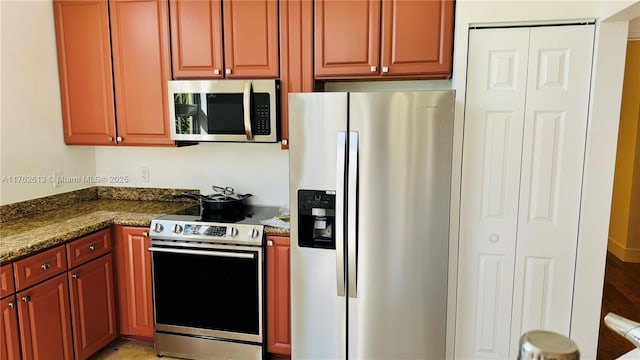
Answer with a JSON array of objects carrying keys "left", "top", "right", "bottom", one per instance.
[
  {"left": 108, "top": 136, "right": 114, "bottom": 142},
  {"left": 22, "top": 296, "right": 31, "bottom": 303},
  {"left": 41, "top": 263, "right": 50, "bottom": 270},
  {"left": 116, "top": 136, "right": 123, "bottom": 142},
  {"left": 8, "top": 301, "right": 16, "bottom": 309},
  {"left": 282, "top": 139, "right": 288, "bottom": 146},
  {"left": 72, "top": 273, "right": 79, "bottom": 279},
  {"left": 214, "top": 68, "right": 220, "bottom": 75},
  {"left": 382, "top": 66, "right": 389, "bottom": 73},
  {"left": 225, "top": 68, "right": 232, "bottom": 75},
  {"left": 370, "top": 66, "right": 377, "bottom": 72},
  {"left": 89, "top": 245, "right": 96, "bottom": 252},
  {"left": 489, "top": 234, "right": 500, "bottom": 243},
  {"left": 267, "top": 240, "right": 273, "bottom": 246},
  {"left": 142, "top": 231, "right": 149, "bottom": 237}
]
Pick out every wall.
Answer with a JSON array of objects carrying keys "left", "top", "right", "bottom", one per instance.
[
  {"left": 449, "top": 1, "right": 637, "bottom": 359},
  {"left": 0, "top": 0, "right": 95, "bottom": 205},
  {"left": 94, "top": 143, "right": 289, "bottom": 207},
  {"left": 609, "top": 40, "right": 640, "bottom": 262}
]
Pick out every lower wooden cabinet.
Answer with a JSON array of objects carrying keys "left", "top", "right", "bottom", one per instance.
[
  {"left": 17, "top": 273, "right": 74, "bottom": 360},
  {"left": 266, "top": 234, "right": 291, "bottom": 356},
  {"left": 114, "top": 226, "right": 154, "bottom": 341},
  {"left": 0, "top": 296, "right": 21, "bottom": 360},
  {"left": 68, "top": 253, "right": 117, "bottom": 360}
]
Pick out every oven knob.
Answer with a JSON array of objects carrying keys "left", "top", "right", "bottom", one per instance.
[
  {"left": 249, "top": 228, "right": 260, "bottom": 238},
  {"left": 230, "top": 227, "right": 239, "bottom": 237},
  {"left": 172, "top": 224, "right": 183, "bottom": 234},
  {"left": 153, "top": 223, "right": 164, "bottom": 233}
]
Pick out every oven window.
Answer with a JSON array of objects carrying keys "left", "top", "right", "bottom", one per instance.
[
  {"left": 152, "top": 249, "right": 259, "bottom": 335},
  {"left": 207, "top": 94, "right": 245, "bottom": 134}
]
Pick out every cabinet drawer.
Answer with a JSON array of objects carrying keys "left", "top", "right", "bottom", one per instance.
[
  {"left": 67, "top": 228, "right": 112, "bottom": 269},
  {"left": 0, "top": 263, "right": 15, "bottom": 298},
  {"left": 13, "top": 245, "right": 66, "bottom": 291}
]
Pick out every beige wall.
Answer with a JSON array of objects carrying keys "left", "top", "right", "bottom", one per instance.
[{"left": 609, "top": 40, "right": 640, "bottom": 262}]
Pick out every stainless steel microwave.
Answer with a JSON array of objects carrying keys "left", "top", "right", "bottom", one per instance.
[{"left": 168, "top": 79, "right": 278, "bottom": 143}]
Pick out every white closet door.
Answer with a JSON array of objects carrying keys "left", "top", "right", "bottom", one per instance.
[
  {"left": 509, "top": 25, "right": 594, "bottom": 357},
  {"left": 455, "top": 28, "right": 530, "bottom": 360}
]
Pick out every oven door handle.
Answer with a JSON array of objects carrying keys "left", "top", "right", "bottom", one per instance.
[{"left": 148, "top": 247, "right": 255, "bottom": 259}]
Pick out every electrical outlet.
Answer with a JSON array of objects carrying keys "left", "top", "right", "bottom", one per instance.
[
  {"left": 52, "top": 170, "right": 63, "bottom": 188},
  {"left": 140, "top": 167, "right": 150, "bottom": 182}
]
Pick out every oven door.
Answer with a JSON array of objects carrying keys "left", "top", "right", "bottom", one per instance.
[{"left": 149, "top": 242, "right": 263, "bottom": 343}]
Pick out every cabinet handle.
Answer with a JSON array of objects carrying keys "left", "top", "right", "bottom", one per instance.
[
  {"left": 41, "top": 263, "right": 50, "bottom": 270},
  {"left": 108, "top": 136, "right": 114, "bottom": 142},
  {"left": 267, "top": 240, "right": 273, "bottom": 246},
  {"left": 22, "top": 296, "right": 30, "bottom": 303},
  {"left": 89, "top": 245, "right": 96, "bottom": 252},
  {"left": 382, "top": 66, "right": 389, "bottom": 73},
  {"left": 8, "top": 301, "right": 16, "bottom": 309},
  {"left": 370, "top": 66, "right": 377, "bottom": 72},
  {"left": 116, "top": 136, "right": 123, "bottom": 142},
  {"left": 225, "top": 68, "right": 232, "bottom": 75},
  {"left": 142, "top": 232, "right": 149, "bottom": 237},
  {"left": 72, "top": 273, "right": 79, "bottom": 279},
  {"left": 214, "top": 68, "right": 220, "bottom": 75}
]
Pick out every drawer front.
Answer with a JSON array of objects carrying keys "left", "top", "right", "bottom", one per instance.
[
  {"left": 0, "top": 264, "right": 15, "bottom": 298},
  {"left": 67, "top": 228, "right": 112, "bottom": 268},
  {"left": 13, "top": 245, "right": 66, "bottom": 291}
]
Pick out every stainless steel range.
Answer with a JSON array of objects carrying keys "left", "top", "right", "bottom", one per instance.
[{"left": 149, "top": 205, "right": 279, "bottom": 360}]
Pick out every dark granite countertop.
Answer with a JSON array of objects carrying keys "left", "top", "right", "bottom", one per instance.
[
  {"left": 0, "top": 187, "right": 289, "bottom": 263},
  {"left": 0, "top": 198, "right": 195, "bottom": 263}
]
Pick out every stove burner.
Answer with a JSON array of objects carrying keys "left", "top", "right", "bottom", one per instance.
[{"left": 200, "top": 209, "right": 245, "bottom": 223}]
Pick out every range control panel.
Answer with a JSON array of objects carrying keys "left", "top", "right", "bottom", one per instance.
[{"left": 149, "top": 219, "right": 263, "bottom": 246}]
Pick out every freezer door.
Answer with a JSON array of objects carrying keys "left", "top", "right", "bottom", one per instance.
[
  {"left": 289, "top": 93, "right": 348, "bottom": 359},
  {"left": 347, "top": 91, "right": 454, "bottom": 359}
]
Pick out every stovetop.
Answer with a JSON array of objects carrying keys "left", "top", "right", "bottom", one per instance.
[{"left": 149, "top": 205, "right": 280, "bottom": 246}]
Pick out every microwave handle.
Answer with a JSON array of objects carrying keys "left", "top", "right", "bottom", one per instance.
[{"left": 243, "top": 81, "right": 253, "bottom": 140}]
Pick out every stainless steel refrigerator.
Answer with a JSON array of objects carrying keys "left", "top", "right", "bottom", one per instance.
[{"left": 289, "top": 91, "right": 455, "bottom": 359}]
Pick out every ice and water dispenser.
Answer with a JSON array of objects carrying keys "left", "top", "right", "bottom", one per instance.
[{"left": 297, "top": 190, "right": 336, "bottom": 249}]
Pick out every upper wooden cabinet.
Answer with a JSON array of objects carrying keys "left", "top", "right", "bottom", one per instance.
[
  {"left": 54, "top": 0, "right": 174, "bottom": 146},
  {"left": 314, "top": 0, "right": 454, "bottom": 79},
  {"left": 170, "top": 0, "right": 279, "bottom": 79}
]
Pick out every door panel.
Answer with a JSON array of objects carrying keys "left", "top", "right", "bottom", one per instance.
[
  {"left": 1, "top": 296, "right": 21, "bottom": 360},
  {"left": 110, "top": 0, "right": 173, "bottom": 145},
  {"left": 222, "top": 0, "right": 279, "bottom": 78},
  {"left": 170, "top": 0, "right": 224, "bottom": 78},
  {"left": 456, "top": 27, "right": 530, "bottom": 360},
  {"left": 53, "top": 0, "right": 116, "bottom": 145},
  {"left": 380, "top": 0, "right": 453, "bottom": 76},
  {"left": 348, "top": 91, "right": 454, "bottom": 359},
  {"left": 289, "top": 93, "right": 348, "bottom": 359},
  {"left": 314, "top": 0, "right": 380, "bottom": 77},
  {"left": 509, "top": 25, "right": 594, "bottom": 356}
]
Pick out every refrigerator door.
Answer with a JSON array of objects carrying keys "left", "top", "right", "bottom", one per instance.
[
  {"left": 289, "top": 93, "right": 348, "bottom": 359},
  {"left": 347, "top": 91, "right": 454, "bottom": 359}
]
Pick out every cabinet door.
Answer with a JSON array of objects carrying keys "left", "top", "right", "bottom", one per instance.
[
  {"left": 114, "top": 226, "right": 154, "bottom": 340},
  {"left": 69, "top": 254, "right": 117, "bottom": 360},
  {"left": 222, "top": 0, "right": 279, "bottom": 78},
  {"left": 266, "top": 235, "right": 291, "bottom": 356},
  {"left": 314, "top": 0, "right": 380, "bottom": 78},
  {"left": 109, "top": 0, "right": 174, "bottom": 146},
  {"left": 53, "top": 0, "right": 116, "bottom": 145},
  {"left": 0, "top": 296, "right": 21, "bottom": 360},
  {"left": 170, "top": 0, "right": 224, "bottom": 78},
  {"left": 17, "top": 273, "right": 74, "bottom": 360},
  {"left": 0, "top": 264, "right": 15, "bottom": 297},
  {"left": 380, "top": 0, "right": 453, "bottom": 77},
  {"left": 278, "top": 0, "right": 314, "bottom": 149}
]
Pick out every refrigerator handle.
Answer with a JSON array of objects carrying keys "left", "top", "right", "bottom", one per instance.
[
  {"left": 335, "top": 131, "right": 347, "bottom": 297},
  {"left": 347, "top": 131, "right": 359, "bottom": 298}
]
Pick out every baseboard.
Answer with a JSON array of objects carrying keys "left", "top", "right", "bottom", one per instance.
[{"left": 607, "top": 236, "right": 640, "bottom": 263}]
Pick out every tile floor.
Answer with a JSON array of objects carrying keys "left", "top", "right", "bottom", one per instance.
[{"left": 90, "top": 338, "right": 180, "bottom": 360}]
